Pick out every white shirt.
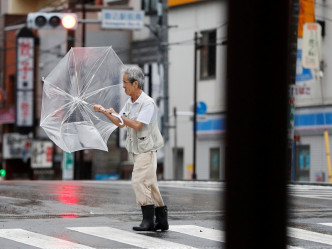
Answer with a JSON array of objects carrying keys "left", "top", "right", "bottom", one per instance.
[{"left": 120, "top": 91, "right": 156, "bottom": 125}]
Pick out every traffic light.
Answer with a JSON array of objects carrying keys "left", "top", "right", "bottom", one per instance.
[
  {"left": 27, "top": 12, "right": 78, "bottom": 30},
  {"left": 0, "top": 169, "right": 6, "bottom": 178}
]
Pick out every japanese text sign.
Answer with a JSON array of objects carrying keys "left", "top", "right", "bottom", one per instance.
[
  {"left": 17, "top": 38, "right": 34, "bottom": 90},
  {"left": 101, "top": 9, "right": 144, "bottom": 30},
  {"left": 302, "top": 23, "right": 321, "bottom": 69}
]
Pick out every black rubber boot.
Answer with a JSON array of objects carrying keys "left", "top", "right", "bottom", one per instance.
[
  {"left": 133, "top": 205, "right": 155, "bottom": 231},
  {"left": 154, "top": 206, "right": 169, "bottom": 231}
]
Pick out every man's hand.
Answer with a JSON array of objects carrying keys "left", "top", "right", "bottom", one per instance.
[{"left": 93, "top": 104, "right": 105, "bottom": 113}]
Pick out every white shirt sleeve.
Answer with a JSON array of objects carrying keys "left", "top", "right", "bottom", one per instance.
[{"left": 137, "top": 102, "right": 155, "bottom": 125}]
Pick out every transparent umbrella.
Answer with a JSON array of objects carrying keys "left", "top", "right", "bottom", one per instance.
[{"left": 40, "top": 46, "right": 128, "bottom": 153}]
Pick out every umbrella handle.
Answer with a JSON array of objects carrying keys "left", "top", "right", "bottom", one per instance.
[
  {"left": 99, "top": 107, "right": 124, "bottom": 125},
  {"left": 111, "top": 113, "right": 124, "bottom": 126}
]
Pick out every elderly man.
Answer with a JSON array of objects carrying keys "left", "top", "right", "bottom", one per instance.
[{"left": 93, "top": 65, "right": 168, "bottom": 232}]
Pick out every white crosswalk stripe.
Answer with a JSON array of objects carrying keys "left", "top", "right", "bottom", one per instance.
[
  {"left": 68, "top": 226, "right": 199, "bottom": 249},
  {"left": 169, "top": 225, "right": 224, "bottom": 242},
  {"left": 288, "top": 227, "right": 332, "bottom": 246},
  {"left": 0, "top": 228, "right": 95, "bottom": 249}
]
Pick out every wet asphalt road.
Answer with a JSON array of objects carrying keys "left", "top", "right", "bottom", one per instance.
[
  {"left": 0, "top": 180, "right": 223, "bottom": 248},
  {"left": 2, "top": 181, "right": 332, "bottom": 248}
]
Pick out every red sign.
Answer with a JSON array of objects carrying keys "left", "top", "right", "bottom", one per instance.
[{"left": 0, "top": 107, "right": 15, "bottom": 124}]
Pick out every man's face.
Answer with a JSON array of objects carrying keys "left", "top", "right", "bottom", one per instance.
[{"left": 122, "top": 73, "right": 135, "bottom": 96}]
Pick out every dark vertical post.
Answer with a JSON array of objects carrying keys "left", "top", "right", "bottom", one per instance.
[
  {"left": 193, "top": 32, "right": 198, "bottom": 180},
  {"left": 161, "top": 0, "right": 169, "bottom": 142},
  {"left": 82, "top": 0, "right": 86, "bottom": 47},
  {"left": 225, "top": 1, "right": 291, "bottom": 248},
  {"left": 68, "top": 0, "right": 78, "bottom": 179}
]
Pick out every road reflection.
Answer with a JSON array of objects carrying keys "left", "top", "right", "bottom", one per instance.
[{"left": 55, "top": 184, "right": 81, "bottom": 218}]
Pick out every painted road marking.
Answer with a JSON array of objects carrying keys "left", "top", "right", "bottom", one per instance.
[
  {"left": 319, "top": 222, "right": 332, "bottom": 227},
  {"left": 68, "top": 226, "right": 198, "bottom": 249},
  {"left": 288, "top": 227, "right": 332, "bottom": 246},
  {"left": 0, "top": 229, "right": 94, "bottom": 249},
  {"left": 169, "top": 225, "right": 224, "bottom": 242}
]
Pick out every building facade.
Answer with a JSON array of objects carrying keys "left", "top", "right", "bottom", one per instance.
[
  {"left": 293, "top": 0, "right": 332, "bottom": 182},
  {"left": 165, "top": 0, "right": 226, "bottom": 180}
]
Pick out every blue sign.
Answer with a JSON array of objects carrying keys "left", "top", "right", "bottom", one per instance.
[
  {"left": 197, "top": 101, "right": 207, "bottom": 115},
  {"left": 296, "top": 49, "right": 313, "bottom": 82}
]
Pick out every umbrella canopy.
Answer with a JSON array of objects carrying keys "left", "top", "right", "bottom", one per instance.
[{"left": 40, "top": 46, "right": 128, "bottom": 153}]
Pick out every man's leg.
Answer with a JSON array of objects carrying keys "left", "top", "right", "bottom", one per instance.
[
  {"left": 131, "top": 152, "right": 155, "bottom": 231},
  {"left": 150, "top": 151, "right": 169, "bottom": 231}
]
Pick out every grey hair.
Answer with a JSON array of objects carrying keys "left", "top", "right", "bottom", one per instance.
[{"left": 122, "top": 65, "right": 145, "bottom": 90}]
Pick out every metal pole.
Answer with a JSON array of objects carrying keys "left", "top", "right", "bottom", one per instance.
[
  {"left": 161, "top": 0, "right": 169, "bottom": 142},
  {"left": 82, "top": 0, "right": 86, "bottom": 47},
  {"left": 173, "top": 107, "right": 178, "bottom": 179},
  {"left": 193, "top": 32, "right": 198, "bottom": 180},
  {"left": 68, "top": 0, "right": 78, "bottom": 179}
]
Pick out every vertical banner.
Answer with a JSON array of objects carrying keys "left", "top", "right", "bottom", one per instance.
[
  {"left": 298, "top": 0, "right": 315, "bottom": 38},
  {"left": 16, "top": 29, "right": 35, "bottom": 128},
  {"left": 62, "top": 152, "right": 74, "bottom": 180},
  {"left": 302, "top": 23, "right": 322, "bottom": 69},
  {"left": 17, "top": 37, "right": 34, "bottom": 90},
  {"left": 16, "top": 91, "right": 33, "bottom": 126}
]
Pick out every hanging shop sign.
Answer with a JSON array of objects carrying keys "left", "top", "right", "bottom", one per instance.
[
  {"left": 302, "top": 23, "right": 321, "bottom": 69},
  {"left": 2, "top": 133, "right": 28, "bottom": 159},
  {"left": 16, "top": 91, "right": 33, "bottom": 126},
  {"left": 17, "top": 37, "right": 34, "bottom": 90},
  {"left": 16, "top": 28, "right": 35, "bottom": 128},
  {"left": 0, "top": 107, "right": 15, "bottom": 124},
  {"left": 31, "top": 140, "right": 53, "bottom": 168}
]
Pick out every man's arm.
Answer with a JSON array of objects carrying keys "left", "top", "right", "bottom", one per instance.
[{"left": 93, "top": 104, "right": 144, "bottom": 130}]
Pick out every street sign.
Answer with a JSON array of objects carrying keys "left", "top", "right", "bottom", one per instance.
[
  {"left": 302, "top": 22, "right": 322, "bottom": 69},
  {"left": 196, "top": 101, "right": 207, "bottom": 115},
  {"left": 101, "top": 9, "right": 144, "bottom": 30}
]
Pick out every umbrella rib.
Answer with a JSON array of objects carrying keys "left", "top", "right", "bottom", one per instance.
[
  {"left": 81, "top": 84, "right": 120, "bottom": 101},
  {"left": 43, "top": 80, "right": 76, "bottom": 100},
  {"left": 40, "top": 101, "right": 74, "bottom": 126},
  {"left": 71, "top": 49, "right": 81, "bottom": 97},
  {"left": 80, "top": 47, "right": 112, "bottom": 99}
]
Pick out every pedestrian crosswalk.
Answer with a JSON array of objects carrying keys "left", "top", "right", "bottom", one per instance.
[
  {"left": 0, "top": 225, "right": 220, "bottom": 249},
  {"left": 1, "top": 224, "right": 332, "bottom": 248}
]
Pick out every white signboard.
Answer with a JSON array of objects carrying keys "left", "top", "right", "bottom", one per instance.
[
  {"left": 2, "top": 133, "right": 28, "bottom": 159},
  {"left": 101, "top": 9, "right": 144, "bottom": 30},
  {"left": 302, "top": 22, "right": 322, "bottom": 69},
  {"left": 17, "top": 38, "right": 34, "bottom": 90},
  {"left": 31, "top": 141, "right": 53, "bottom": 168},
  {"left": 16, "top": 90, "right": 33, "bottom": 126}
]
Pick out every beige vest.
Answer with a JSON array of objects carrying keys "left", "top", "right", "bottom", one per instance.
[{"left": 125, "top": 95, "right": 164, "bottom": 154}]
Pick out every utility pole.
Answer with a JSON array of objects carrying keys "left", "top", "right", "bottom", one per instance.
[
  {"left": 193, "top": 32, "right": 199, "bottom": 180},
  {"left": 67, "top": 0, "right": 76, "bottom": 51},
  {"left": 160, "top": 0, "right": 169, "bottom": 143},
  {"left": 288, "top": 0, "right": 300, "bottom": 181},
  {"left": 67, "top": 0, "right": 79, "bottom": 179},
  {"left": 81, "top": 0, "right": 86, "bottom": 47}
]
